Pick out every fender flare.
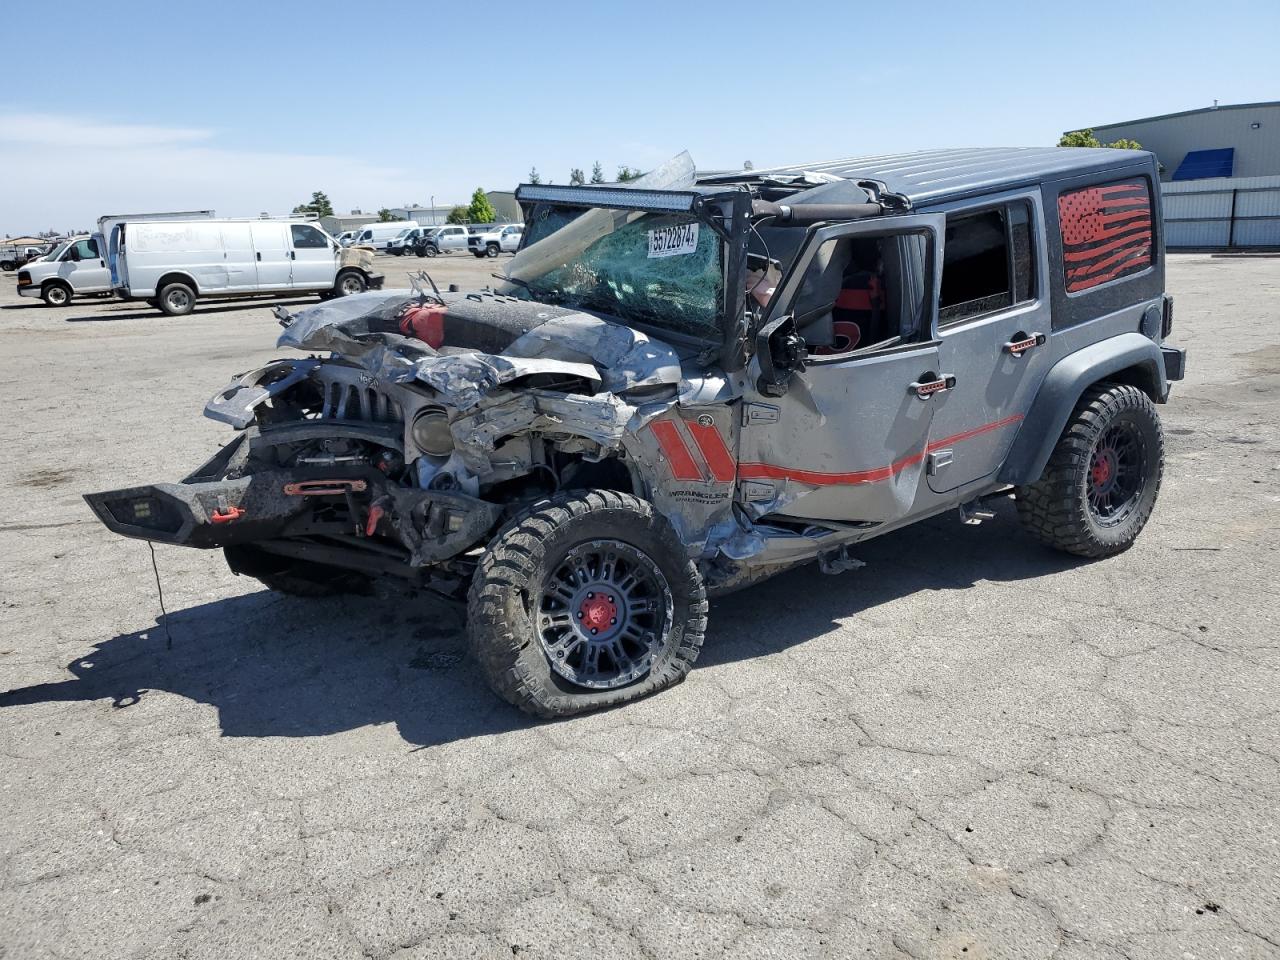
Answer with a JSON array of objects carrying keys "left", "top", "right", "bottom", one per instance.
[{"left": 998, "top": 332, "right": 1168, "bottom": 487}]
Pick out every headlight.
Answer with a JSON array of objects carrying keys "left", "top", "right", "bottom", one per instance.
[{"left": 411, "top": 409, "right": 454, "bottom": 457}]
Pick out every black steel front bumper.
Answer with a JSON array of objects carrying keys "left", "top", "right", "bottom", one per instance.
[
  {"left": 83, "top": 468, "right": 501, "bottom": 568},
  {"left": 367, "top": 273, "right": 386, "bottom": 290}
]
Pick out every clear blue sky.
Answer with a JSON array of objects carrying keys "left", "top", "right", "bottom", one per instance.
[{"left": 2, "top": 0, "right": 1277, "bottom": 232}]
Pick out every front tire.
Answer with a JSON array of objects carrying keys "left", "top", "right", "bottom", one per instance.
[
  {"left": 423, "top": 245, "right": 438, "bottom": 258},
  {"left": 1015, "top": 383, "right": 1164, "bottom": 558},
  {"left": 41, "top": 282, "right": 72, "bottom": 307},
  {"left": 334, "top": 270, "right": 367, "bottom": 296},
  {"left": 485, "top": 243, "right": 500, "bottom": 258},
  {"left": 467, "top": 491, "right": 707, "bottom": 718},
  {"left": 158, "top": 281, "right": 196, "bottom": 316}
]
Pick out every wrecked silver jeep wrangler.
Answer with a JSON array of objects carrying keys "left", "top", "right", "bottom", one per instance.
[{"left": 87, "top": 149, "right": 1186, "bottom": 717}]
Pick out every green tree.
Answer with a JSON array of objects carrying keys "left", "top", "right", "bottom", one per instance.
[
  {"left": 569, "top": 167, "right": 586, "bottom": 186},
  {"left": 445, "top": 205, "right": 470, "bottom": 225},
  {"left": 377, "top": 207, "right": 396, "bottom": 222},
  {"left": 292, "top": 190, "right": 334, "bottom": 217},
  {"left": 1059, "top": 129, "right": 1142, "bottom": 150},
  {"left": 616, "top": 165, "right": 642, "bottom": 182},
  {"left": 466, "top": 188, "right": 497, "bottom": 223},
  {"left": 528, "top": 166, "right": 542, "bottom": 185},
  {"left": 590, "top": 161, "right": 605, "bottom": 184}
]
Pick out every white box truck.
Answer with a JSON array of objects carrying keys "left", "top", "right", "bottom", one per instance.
[{"left": 108, "top": 218, "right": 385, "bottom": 315}]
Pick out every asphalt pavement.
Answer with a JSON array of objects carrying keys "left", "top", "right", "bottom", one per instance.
[{"left": 1, "top": 252, "right": 1278, "bottom": 959}]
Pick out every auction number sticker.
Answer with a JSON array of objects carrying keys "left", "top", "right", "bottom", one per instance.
[{"left": 647, "top": 222, "right": 699, "bottom": 259}]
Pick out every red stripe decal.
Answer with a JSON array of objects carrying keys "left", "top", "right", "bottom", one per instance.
[
  {"left": 739, "top": 415, "right": 1022, "bottom": 487},
  {"left": 686, "top": 421, "right": 737, "bottom": 482},
  {"left": 650, "top": 420, "right": 703, "bottom": 481}
]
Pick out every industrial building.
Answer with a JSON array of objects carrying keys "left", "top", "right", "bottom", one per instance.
[{"left": 1067, "top": 101, "right": 1280, "bottom": 248}]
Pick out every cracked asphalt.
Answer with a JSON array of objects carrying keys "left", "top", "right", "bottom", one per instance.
[{"left": 1, "top": 253, "right": 1278, "bottom": 959}]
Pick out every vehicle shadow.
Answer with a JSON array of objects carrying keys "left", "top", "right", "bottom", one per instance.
[
  {"left": 62, "top": 297, "right": 319, "bottom": 323},
  {"left": 0, "top": 502, "right": 1084, "bottom": 748}
]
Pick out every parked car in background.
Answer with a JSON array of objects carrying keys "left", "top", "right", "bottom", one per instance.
[
  {"left": 416, "top": 223, "right": 471, "bottom": 257},
  {"left": 1, "top": 244, "right": 50, "bottom": 271},
  {"left": 468, "top": 223, "right": 524, "bottom": 257},
  {"left": 387, "top": 226, "right": 435, "bottom": 256},
  {"left": 16, "top": 236, "right": 111, "bottom": 305},
  {"left": 351, "top": 221, "right": 419, "bottom": 252},
  {"left": 411, "top": 227, "right": 440, "bottom": 257},
  {"left": 335, "top": 231, "right": 360, "bottom": 246},
  {"left": 106, "top": 218, "right": 384, "bottom": 315}
]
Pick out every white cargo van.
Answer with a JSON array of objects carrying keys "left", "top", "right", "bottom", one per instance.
[
  {"left": 110, "top": 218, "right": 384, "bottom": 316},
  {"left": 351, "top": 220, "right": 419, "bottom": 251},
  {"left": 17, "top": 235, "right": 112, "bottom": 306}
]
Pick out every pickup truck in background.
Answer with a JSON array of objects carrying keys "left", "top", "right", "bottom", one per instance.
[
  {"left": 467, "top": 223, "right": 523, "bottom": 258},
  {"left": 1, "top": 244, "right": 50, "bottom": 272}
]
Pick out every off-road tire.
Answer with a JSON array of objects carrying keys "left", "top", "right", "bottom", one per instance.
[
  {"left": 1015, "top": 383, "right": 1164, "bottom": 558},
  {"left": 467, "top": 490, "right": 707, "bottom": 718},
  {"left": 41, "top": 282, "right": 72, "bottom": 307},
  {"left": 223, "top": 544, "right": 372, "bottom": 598},
  {"left": 158, "top": 281, "right": 196, "bottom": 316},
  {"left": 423, "top": 244, "right": 439, "bottom": 258}
]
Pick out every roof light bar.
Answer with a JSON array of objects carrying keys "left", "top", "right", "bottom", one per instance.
[{"left": 515, "top": 185, "right": 700, "bottom": 213}]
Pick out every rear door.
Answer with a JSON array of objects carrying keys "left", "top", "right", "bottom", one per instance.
[
  {"left": 288, "top": 223, "right": 337, "bottom": 289},
  {"left": 739, "top": 214, "right": 945, "bottom": 524},
  {"left": 249, "top": 222, "right": 292, "bottom": 289},
  {"left": 926, "top": 191, "right": 1053, "bottom": 493},
  {"left": 220, "top": 223, "right": 258, "bottom": 290}
]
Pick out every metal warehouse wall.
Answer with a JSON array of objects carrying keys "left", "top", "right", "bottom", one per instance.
[
  {"left": 1091, "top": 103, "right": 1280, "bottom": 180},
  {"left": 1162, "top": 175, "right": 1280, "bottom": 248}
]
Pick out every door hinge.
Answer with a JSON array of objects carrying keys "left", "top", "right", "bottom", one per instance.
[
  {"left": 927, "top": 449, "right": 953, "bottom": 475},
  {"left": 741, "top": 402, "right": 780, "bottom": 426}
]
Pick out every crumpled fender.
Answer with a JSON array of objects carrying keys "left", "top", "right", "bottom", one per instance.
[{"left": 204, "top": 358, "right": 322, "bottom": 429}]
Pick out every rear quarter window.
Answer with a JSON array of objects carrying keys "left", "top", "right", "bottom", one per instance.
[{"left": 1057, "top": 178, "right": 1153, "bottom": 294}]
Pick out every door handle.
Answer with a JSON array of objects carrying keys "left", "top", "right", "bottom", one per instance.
[
  {"left": 256, "top": 252, "right": 262, "bottom": 261},
  {"left": 1004, "top": 331, "right": 1046, "bottom": 357},
  {"left": 909, "top": 373, "right": 956, "bottom": 399},
  {"left": 290, "top": 251, "right": 296, "bottom": 260}
]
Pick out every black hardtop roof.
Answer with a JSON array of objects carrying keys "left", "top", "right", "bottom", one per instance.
[{"left": 731, "top": 147, "right": 1154, "bottom": 205}]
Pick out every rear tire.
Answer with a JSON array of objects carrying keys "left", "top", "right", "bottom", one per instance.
[
  {"left": 0, "top": 260, "right": 15, "bottom": 272},
  {"left": 467, "top": 490, "right": 707, "bottom": 718},
  {"left": 1015, "top": 383, "right": 1164, "bottom": 558},
  {"left": 41, "top": 282, "right": 72, "bottom": 307},
  {"left": 157, "top": 282, "right": 196, "bottom": 316},
  {"left": 224, "top": 544, "right": 373, "bottom": 597}
]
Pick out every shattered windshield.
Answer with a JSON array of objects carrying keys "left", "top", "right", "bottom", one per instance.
[{"left": 506, "top": 204, "right": 723, "bottom": 341}]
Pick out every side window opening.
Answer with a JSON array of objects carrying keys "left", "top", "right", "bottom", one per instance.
[
  {"left": 790, "top": 231, "right": 930, "bottom": 357},
  {"left": 1057, "top": 178, "right": 1153, "bottom": 293},
  {"left": 937, "top": 201, "right": 1036, "bottom": 326},
  {"left": 291, "top": 225, "right": 329, "bottom": 249}
]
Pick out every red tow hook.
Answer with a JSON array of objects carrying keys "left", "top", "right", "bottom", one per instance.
[
  {"left": 210, "top": 505, "right": 246, "bottom": 524},
  {"left": 365, "top": 502, "right": 385, "bottom": 538}
]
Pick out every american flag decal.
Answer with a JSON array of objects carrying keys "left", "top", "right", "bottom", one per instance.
[{"left": 1058, "top": 179, "right": 1153, "bottom": 293}]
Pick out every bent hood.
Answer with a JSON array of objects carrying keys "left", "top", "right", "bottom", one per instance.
[{"left": 274, "top": 289, "right": 684, "bottom": 408}]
